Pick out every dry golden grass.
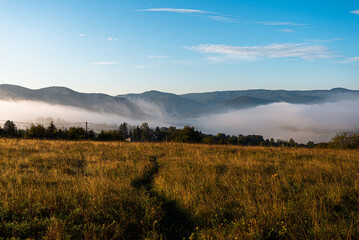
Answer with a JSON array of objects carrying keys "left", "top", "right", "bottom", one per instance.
[{"left": 0, "top": 139, "right": 358, "bottom": 239}]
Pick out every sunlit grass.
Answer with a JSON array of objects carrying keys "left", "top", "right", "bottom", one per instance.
[{"left": 0, "top": 139, "right": 358, "bottom": 239}]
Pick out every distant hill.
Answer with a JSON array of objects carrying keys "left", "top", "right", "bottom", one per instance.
[
  {"left": 1, "top": 84, "right": 358, "bottom": 120},
  {"left": 181, "top": 88, "right": 358, "bottom": 104},
  {"left": 117, "top": 90, "right": 206, "bottom": 117},
  {"left": 0, "top": 84, "right": 149, "bottom": 120},
  {"left": 222, "top": 96, "right": 277, "bottom": 109},
  {"left": 285, "top": 95, "right": 325, "bottom": 104},
  {"left": 119, "top": 87, "right": 359, "bottom": 117}
]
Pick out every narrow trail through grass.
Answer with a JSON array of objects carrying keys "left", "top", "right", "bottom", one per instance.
[
  {"left": 0, "top": 140, "right": 358, "bottom": 239},
  {"left": 131, "top": 156, "right": 195, "bottom": 240}
]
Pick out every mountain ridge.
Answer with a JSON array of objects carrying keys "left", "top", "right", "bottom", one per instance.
[
  {"left": 1, "top": 84, "right": 359, "bottom": 120},
  {"left": 0, "top": 84, "right": 149, "bottom": 120}
]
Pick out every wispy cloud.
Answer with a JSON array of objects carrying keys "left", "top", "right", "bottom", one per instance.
[
  {"left": 93, "top": 62, "right": 118, "bottom": 65},
  {"left": 138, "top": 8, "right": 212, "bottom": 14},
  {"left": 137, "top": 8, "right": 237, "bottom": 22},
  {"left": 206, "top": 15, "right": 238, "bottom": 23},
  {"left": 350, "top": 10, "right": 359, "bottom": 15},
  {"left": 280, "top": 29, "right": 295, "bottom": 33},
  {"left": 188, "top": 43, "right": 336, "bottom": 61},
  {"left": 137, "top": 8, "right": 307, "bottom": 25},
  {"left": 254, "top": 21, "right": 306, "bottom": 26},
  {"left": 107, "top": 37, "right": 119, "bottom": 41},
  {"left": 135, "top": 65, "right": 152, "bottom": 68},
  {"left": 79, "top": 34, "right": 86, "bottom": 38},
  {"left": 147, "top": 55, "right": 168, "bottom": 59},
  {"left": 303, "top": 38, "right": 344, "bottom": 43},
  {"left": 343, "top": 56, "right": 359, "bottom": 63},
  {"left": 234, "top": 21, "right": 306, "bottom": 26}
]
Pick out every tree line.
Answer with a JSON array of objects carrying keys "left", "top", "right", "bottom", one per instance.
[{"left": 0, "top": 120, "right": 357, "bottom": 148}]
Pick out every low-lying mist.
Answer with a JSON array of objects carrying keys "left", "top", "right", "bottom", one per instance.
[
  {"left": 192, "top": 99, "right": 359, "bottom": 143},
  {"left": 0, "top": 100, "right": 169, "bottom": 130},
  {"left": 1, "top": 98, "right": 359, "bottom": 143}
]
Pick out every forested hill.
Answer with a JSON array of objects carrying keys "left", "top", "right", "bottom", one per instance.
[
  {"left": 0, "top": 84, "right": 149, "bottom": 120},
  {"left": 118, "top": 88, "right": 359, "bottom": 117},
  {"left": 1, "top": 84, "right": 358, "bottom": 119}
]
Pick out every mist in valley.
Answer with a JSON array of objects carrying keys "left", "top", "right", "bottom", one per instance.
[
  {"left": 192, "top": 98, "right": 359, "bottom": 143},
  {"left": 1, "top": 98, "right": 359, "bottom": 143}
]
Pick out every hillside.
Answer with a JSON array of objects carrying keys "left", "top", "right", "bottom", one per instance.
[
  {"left": 222, "top": 96, "right": 277, "bottom": 109},
  {"left": 1, "top": 84, "right": 358, "bottom": 120},
  {"left": 0, "top": 84, "right": 148, "bottom": 120},
  {"left": 119, "top": 87, "right": 359, "bottom": 117},
  {"left": 117, "top": 90, "right": 206, "bottom": 117},
  {"left": 181, "top": 88, "right": 358, "bottom": 104}
]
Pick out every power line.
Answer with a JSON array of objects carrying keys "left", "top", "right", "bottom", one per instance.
[{"left": 0, "top": 119, "right": 122, "bottom": 132}]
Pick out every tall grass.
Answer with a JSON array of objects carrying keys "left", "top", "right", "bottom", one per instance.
[{"left": 0, "top": 139, "right": 358, "bottom": 239}]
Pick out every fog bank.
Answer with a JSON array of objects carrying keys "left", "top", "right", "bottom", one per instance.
[
  {"left": 1, "top": 98, "right": 359, "bottom": 143},
  {"left": 192, "top": 99, "right": 359, "bottom": 143},
  {"left": 0, "top": 100, "right": 168, "bottom": 130}
]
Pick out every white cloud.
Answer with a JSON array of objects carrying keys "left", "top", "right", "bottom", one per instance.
[
  {"left": 256, "top": 21, "right": 306, "bottom": 26},
  {"left": 138, "top": 8, "right": 307, "bottom": 25},
  {"left": 303, "top": 38, "right": 344, "bottom": 43},
  {"left": 108, "top": 37, "right": 119, "bottom": 41},
  {"left": 188, "top": 43, "right": 335, "bottom": 61},
  {"left": 344, "top": 56, "right": 359, "bottom": 63},
  {"left": 138, "top": 8, "right": 212, "bottom": 14},
  {"left": 137, "top": 8, "right": 237, "bottom": 22},
  {"left": 135, "top": 65, "right": 152, "bottom": 68},
  {"left": 93, "top": 62, "right": 118, "bottom": 65},
  {"left": 280, "top": 29, "right": 295, "bottom": 33},
  {"left": 207, "top": 15, "right": 238, "bottom": 22},
  {"left": 147, "top": 55, "right": 168, "bottom": 59},
  {"left": 350, "top": 10, "right": 359, "bottom": 15},
  {"left": 79, "top": 34, "right": 86, "bottom": 37},
  {"left": 236, "top": 21, "right": 306, "bottom": 26}
]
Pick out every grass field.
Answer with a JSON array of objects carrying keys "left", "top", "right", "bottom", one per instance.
[{"left": 0, "top": 139, "right": 358, "bottom": 239}]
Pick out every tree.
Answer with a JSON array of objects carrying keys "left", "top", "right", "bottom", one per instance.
[
  {"left": 98, "top": 130, "right": 122, "bottom": 141},
  {"left": 66, "top": 127, "right": 86, "bottom": 140},
  {"left": 132, "top": 126, "right": 142, "bottom": 141},
  {"left": 27, "top": 124, "right": 47, "bottom": 139},
  {"left": 203, "top": 136, "right": 217, "bottom": 144},
  {"left": 46, "top": 121, "right": 57, "bottom": 139},
  {"left": 246, "top": 135, "right": 265, "bottom": 146},
  {"left": 217, "top": 133, "right": 227, "bottom": 144},
  {"left": 330, "top": 133, "right": 359, "bottom": 149},
  {"left": 237, "top": 134, "right": 246, "bottom": 145},
  {"left": 306, "top": 141, "right": 315, "bottom": 148},
  {"left": 154, "top": 126, "right": 162, "bottom": 141},
  {"left": 4, "top": 120, "right": 16, "bottom": 136},
  {"left": 288, "top": 138, "right": 296, "bottom": 147},
  {"left": 141, "top": 122, "right": 151, "bottom": 142},
  {"left": 171, "top": 126, "right": 202, "bottom": 143},
  {"left": 119, "top": 122, "right": 128, "bottom": 139}
]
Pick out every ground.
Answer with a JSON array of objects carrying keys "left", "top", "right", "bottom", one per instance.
[{"left": 0, "top": 139, "right": 358, "bottom": 239}]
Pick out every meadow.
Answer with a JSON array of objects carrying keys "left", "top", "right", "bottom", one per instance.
[{"left": 0, "top": 139, "right": 358, "bottom": 239}]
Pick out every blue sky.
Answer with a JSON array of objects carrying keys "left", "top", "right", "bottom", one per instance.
[{"left": 0, "top": 0, "right": 358, "bottom": 95}]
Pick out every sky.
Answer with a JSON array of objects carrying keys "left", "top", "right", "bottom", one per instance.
[{"left": 0, "top": 0, "right": 358, "bottom": 95}]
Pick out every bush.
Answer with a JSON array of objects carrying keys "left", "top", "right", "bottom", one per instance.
[{"left": 330, "top": 133, "right": 359, "bottom": 149}]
